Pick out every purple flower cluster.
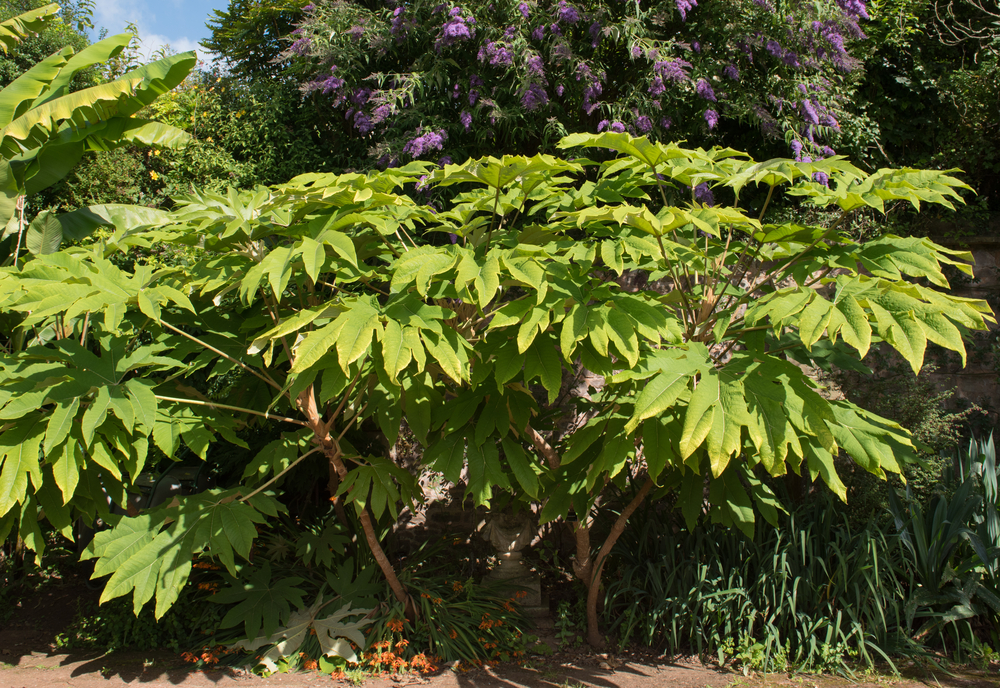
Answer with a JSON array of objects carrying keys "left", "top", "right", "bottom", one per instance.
[
  {"left": 635, "top": 115, "right": 653, "bottom": 133},
  {"left": 350, "top": 87, "right": 371, "bottom": 106},
  {"left": 460, "top": 110, "right": 473, "bottom": 130},
  {"left": 556, "top": 1, "right": 580, "bottom": 24},
  {"left": 654, "top": 58, "right": 692, "bottom": 82},
  {"left": 390, "top": 7, "right": 413, "bottom": 37},
  {"left": 723, "top": 64, "right": 740, "bottom": 80},
  {"left": 289, "top": 36, "right": 311, "bottom": 55},
  {"left": 531, "top": 24, "right": 545, "bottom": 40},
  {"left": 518, "top": 2, "right": 530, "bottom": 17},
  {"left": 468, "top": 74, "right": 482, "bottom": 104},
  {"left": 521, "top": 83, "right": 549, "bottom": 110},
  {"left": 589, "top": 21, "right": 602, "bottom": 48},
  {"left": 306, "top": 65, "right": 345, "bottom": 96},
  {"left": 436, "top": 8, "right": 476, "bottom": 52},
  {"left": 526, "top": 54, "right": 545, "bottom": 78},
  {"left": 800, "top": 99, "right": 819, "bottom": 124},
  {"left": 372, "top": 104, "right": 392, "bottom": 124},
  {"left": 576, "top": 64, "right": 603, "bottom": 115},
  {"left": 704, "top": 109, "right": 718, "bottom": 130},
  {"left": 675, "top": 0, "right": 698, "bottom": 21},
  {"left": 404, "top": 129, "right": 448, "bottom": 158},
  {"left": 694, "top": 183, "right": 714, "bottom": 206},
  {"left": 836, "top": 0, "right": 870, "bottom": 20},
  {"left": 695, "top": 78, "right": 717, "bottom": 102},
  {"left": 346, "top": 108, "right": 374, "bottom": 134},
  {"left": 598, "top": 120, "right": 626, "bottom": 133},
  {"left": 478, "top": 41, "right": 513, "bottom": 67},
  {"left": 812, "top": 171, "right": 830, "bottom": 186}
]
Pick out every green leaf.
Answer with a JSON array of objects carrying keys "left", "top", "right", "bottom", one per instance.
[
  {"left": 49, "top": 440, "right": 80, "bottom": 504},
  {"left": 501, "top": 437, "right": 539, "bottom": 499},
  {"left": 80, "top": 386, "right": 112, "bottom": 447},
  {"left": 679, "top": 368, "right": 752, "bottom": 476},
  {"left": 0, "top": 416, "right": 45, "bottom": 514},
  {"left": 625, "top": 350, "right": 704, "bottom": 433},
  {"left": 335, "top": 301, "right": 381, "bottom": 371},
  {"left": 215, "top": 561, "right": 306, "bottom": 640},
  {"left": 44, "top": 396, "right": 79, "bottom": 454},
  {"left": 290, "top": 316, "right": 348, "bottom": 374},
  {"left": 125, "top": 379, "right": 157, "bottom": 432},
  {"left": 523, "top": 335, "right": 562, "bottom": 404},
  {"left": 425, "top": 432, "right": 466, "bottom": 484}
]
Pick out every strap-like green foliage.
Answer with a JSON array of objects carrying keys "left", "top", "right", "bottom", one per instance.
[
  {"left": 0, "top": 9, "right": 195, "bottom": 258},
  {"left": 0, "top": 133, "right": 993, "bottom": 621},
  {"left": 0, "top": 3, "right": 59, "bottom": 54}
]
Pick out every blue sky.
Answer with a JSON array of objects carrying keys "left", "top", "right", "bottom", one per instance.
[{"left": 90, "top": 0, "right": 229, "bottom": 62}]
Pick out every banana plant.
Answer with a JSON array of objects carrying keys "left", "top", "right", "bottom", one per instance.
[
  {"left": 0, "top": 4, "right": 194, "bottom": 264},
  {"left": 0, "top": 135, "right": 993, "bottom": 652}
]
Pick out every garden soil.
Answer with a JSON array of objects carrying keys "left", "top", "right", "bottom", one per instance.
[{"left": 3, "top": 582, "right": 1000, "bottom": 688}]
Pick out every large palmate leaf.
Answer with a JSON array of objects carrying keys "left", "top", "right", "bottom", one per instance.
[
  {"left": 83, "top": 490, "right": 280, "bottom": 617},
  {"left": 230, "top": 599, "right": 371, "bottom": 673},
  {"left": 213, "top": 561, "right": 306, "bottom": 640}
]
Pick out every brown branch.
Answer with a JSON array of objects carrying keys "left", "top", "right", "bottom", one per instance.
[
  {"left": 586, "top": 477, "right": 654, "bottom": 649},
  {"left": 525, "top": 425, "right": 561, "bottom": 470}
]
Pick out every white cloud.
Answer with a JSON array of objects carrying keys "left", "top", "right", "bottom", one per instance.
[
  {"left": 90, "top": 0, "right": 211, "bottom": 63},
  {"left": 138, "top": 33, "right": 207, "bottom": 62}
]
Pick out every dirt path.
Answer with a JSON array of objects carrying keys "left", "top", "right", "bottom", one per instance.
[
  {"left": 0, "top": 651, "right": 733, "bottom": 688},
  {"left": 3, "top": 578, "right": 999, "bottom": 688}
]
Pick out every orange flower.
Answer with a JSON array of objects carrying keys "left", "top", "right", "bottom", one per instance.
[
  {"left": 449, "top": 629, "right": 457, "bottom": 639},
  {"left": 387, "top": 618, "right": 404, "bottom": 632},
  {"left": 396, "top": 638, "right": 409, "bottom": 648},
  {"left": 452, "top": 580, "right": 464, "bottom": 592},
  {"left": 304, "top": 659, "right": 318, "bottom": 670}
]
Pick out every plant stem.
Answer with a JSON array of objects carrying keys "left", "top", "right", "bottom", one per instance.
[
  {"left": 154, "top": 395, "right": 308, "bottom": 426},
  {"left": 240, "top": 447, "right": 322, "bottom": 503},
  {"left": 299, "top": 384, "right": 415, "bottom": 618},
  {"left": 485, "top": 186, "right": 502, "bottom": 250},
  {"left": 161, "top": 320, "right": 284, "bottom": 393},
  {"left": 586, "top": 477, "right": 654, "bottom": 649}
]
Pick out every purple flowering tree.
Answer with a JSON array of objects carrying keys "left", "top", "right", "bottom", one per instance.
[{"left": 280, "top": 0, "right": 874, "bottom": 166}]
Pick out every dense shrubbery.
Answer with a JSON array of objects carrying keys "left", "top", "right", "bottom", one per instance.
[
  {"left": 2, "top": 0, "right": 1000, "bottom": 677},
  {"left": 603, "top": 487, "right": 909, "bottom": 673},
  {"left": 277, "top": 0, "right": 865, "bottom": 167}
]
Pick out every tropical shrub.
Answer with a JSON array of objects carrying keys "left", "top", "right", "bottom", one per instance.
[{"left": 0, "top": 133, "right": 991, "bottom": 656}]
